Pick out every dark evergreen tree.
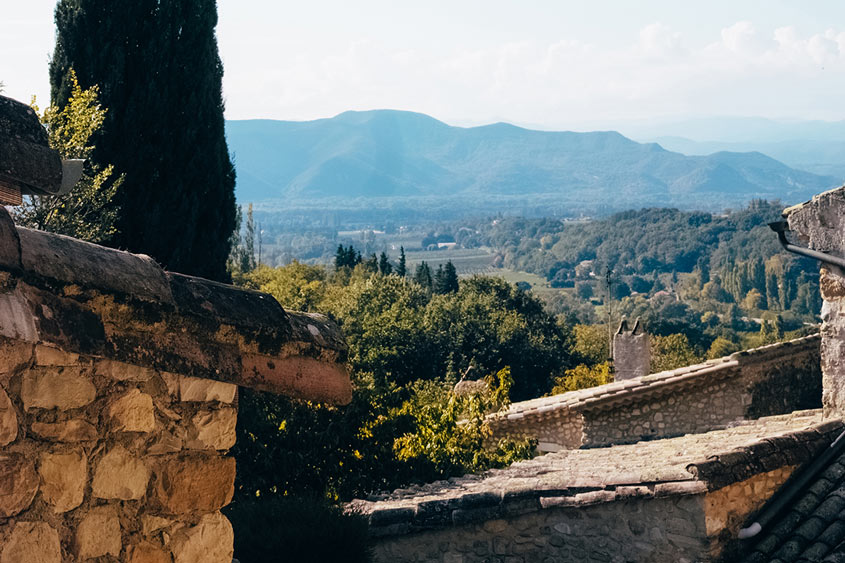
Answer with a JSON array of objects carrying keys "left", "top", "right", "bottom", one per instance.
[
  {"left": 434, "top": 260, "right": 459, "bottom": 294},
  {"left": 414, "top": 262, "right": 433, "bottom": 290},
  {"left": 363, "top": 253, "right": 378, "bottom": 273},
  {"left": 396, "top": 246, "right": 407, "bottom": 278},
  {"left": 378, "top": 252, "right": 392, "bottom": 275},
  {"left": 50, "top": 0, "right": 236, "bottom": 281}
]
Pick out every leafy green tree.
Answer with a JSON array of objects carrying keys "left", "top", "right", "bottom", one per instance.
[
  {"left": 551, "top": 361, "right": 613, "bottom": 394},
  {"left": 322, "top": 275, "right": 437, "bottom": 386},
  {"left": 573, "top": 324, "right": 609, "bottom": 365},
  {"left": 426, "top": 276, "right": 574, "bottom": 401},
  {"left": 393, "top": 369, "right": 533, "bottom": 481},
  {"left": 242, "top": 262, "right": 326, "bottom": 312},
  {"left": 15, "top": 70, "right": 121, "bottom": 242},
  {"left": 51, "top": 0, "right": 236, "bottom": 281},
  {"left": 396, "top": 246, "right": 407, "bottom": 277},
  {"left": 650, "top": 333, "right": 700, "bottom": 372},
  {"left": 575, "top": 281, "right": 593, "bottom": 300},
  {"left": 707, "top": 336, "right": 740, "bottom": 359}
]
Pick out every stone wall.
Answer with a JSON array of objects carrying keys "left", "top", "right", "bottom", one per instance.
[
  {"left": 785, "top": 187, "right": 845, "bottom": 419},
  {"left": 370, "top": 467, "right": 795, "bottom": 563},
  {"left": 372, "top": 495, "right": 712, "bottom": 563},
  {"left": 0, "top": 337, "right": 239, "bottom": 562},
  {"left": 488, "top": 335, "right": 821, "bottom": 450}
]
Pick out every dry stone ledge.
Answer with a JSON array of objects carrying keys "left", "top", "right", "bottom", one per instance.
[{"left": 0, "top": 206, "right": 351, "bottom": 405}]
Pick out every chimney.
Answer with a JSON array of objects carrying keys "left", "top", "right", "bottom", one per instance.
[{"left": 613, "top": 317, "right": 650, "bottom": 380}]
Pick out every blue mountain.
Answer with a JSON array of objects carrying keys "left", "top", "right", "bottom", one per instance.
[{"left": 225, "top": 110, "right": 836, "bottom": 207}]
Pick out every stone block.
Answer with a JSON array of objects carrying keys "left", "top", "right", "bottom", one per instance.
[
  {"left": 21, "top": 368, "right": 96, "bottom": 411},
  {"left": 92, "top": 445, "right": 150, "bottom": 500},
  {"left": 0, "top": 338, "right": 32, "bottom": 375},
  {"left": 31, "top": 419, "right": 97, "bottom": 442},
  {"left": 189, "top": 407, "right": 237, "bottom": 450},
  {"left": 76, "top": 505, "right": 122, "bottom": 560},
  {"left": 0, "top": 385, "right": 17, "bottom": 446},
  {"left": 130, "top": 541, "right": 171, "bottom": 563},
  {"left": 109, "top": 388, "right": 156, "bottom": 432},
  {"left": 141, "top": 515, "right": 173, "bottom": 536},
  {"left": 38, "top": 448, "right": 87, "bottom": 512},
  {"left": 0, "top": 292, "right": 38, "bottom": 343},
  {"left": 34, "top": 344, "right": 79, "bottom": 366},
  {"left": 0, "top": 522, "right": 61, "bottom": 563},
  {"left": 154, "top": 454, "right": 235, "bottom": 514},
  {"left": 0, "top": 454, "right": 38, "bottom": 517},
  {"left": 96, "top": 359, "right": 156, "bottom": 381},
  {"left": 170, "top": 512, "right": 234, "bottom": 563},
  {"left": 178, "top": 375, "right": 237, "bottom": 403}
]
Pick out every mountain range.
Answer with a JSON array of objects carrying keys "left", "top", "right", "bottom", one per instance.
[{"left": 225, "top": 110, "right": 838, "bottom": 210}]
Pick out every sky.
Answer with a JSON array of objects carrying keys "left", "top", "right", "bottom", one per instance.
[{"left": 2, "top": 1, "right": 845, "bottom": 131}]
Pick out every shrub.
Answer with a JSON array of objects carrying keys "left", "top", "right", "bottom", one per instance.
[{"left": 225, "top": 494, "right": 372, "bottom": 563}]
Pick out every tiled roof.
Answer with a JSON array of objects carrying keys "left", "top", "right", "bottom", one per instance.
[
  {"left": 489, "top": 335, "right": 819, "bottom": 423},
  {"left": 353, "top": 411, "right": 841, "bottom": 537},
  {"left": 738, "top": 429, "right": 845, "bottom": 562}
]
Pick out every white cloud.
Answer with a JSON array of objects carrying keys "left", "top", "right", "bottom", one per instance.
[{"left": 222, "top": 20, "right": 845, "bottom": 126}]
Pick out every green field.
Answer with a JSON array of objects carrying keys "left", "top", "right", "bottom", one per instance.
[{"left": 393, "top": 247, "right": 496, "bottom": 276}]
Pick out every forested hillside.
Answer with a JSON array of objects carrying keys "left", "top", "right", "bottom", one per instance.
[{"left": 469, "top": 200, "right": 819, "bottom": 351}]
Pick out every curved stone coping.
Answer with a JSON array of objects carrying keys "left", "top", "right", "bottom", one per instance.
[
  {"left": 0, "top": 208, "right": 351, "bottom": 405},
  {"left": 0, "top": 95, "right": 62, "bottom": 196},
  {"left": 352, "top": 411, "right": 840, "bottom": 537},
  {"left": 489, "top": 334, "right": 820, "bottom": 422}
]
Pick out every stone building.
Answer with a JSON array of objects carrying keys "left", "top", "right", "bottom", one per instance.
[
  {"left": 0, "top": 94, "right": 351, "bottom": 562},
  {"left": 354, "top": 187, "right": 845, "bottom": 563}
]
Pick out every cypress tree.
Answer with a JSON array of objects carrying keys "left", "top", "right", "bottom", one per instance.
[
  {"left": 414, "top": 262, "right": 432, "bottom": 290},
  {"left": 50, "top": 0, "right": 236, "bottom": 281},
  {"left": 396, "top": 246, "right": 406, "bottom": 278},
  {"left": 378, "top": 252, "right": 392, "bottom": 276}
]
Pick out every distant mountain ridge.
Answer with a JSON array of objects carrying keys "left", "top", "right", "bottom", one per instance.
[{"left": 225, "top": 110, "right": 837, "bottom": 209}]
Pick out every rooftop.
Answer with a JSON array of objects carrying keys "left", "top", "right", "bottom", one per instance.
[
  {"left": 354, "top": 410, "right": 841, "bottom": 536},
  {"left": 490, "top": 334, "right": 819, "bottom": 422}
]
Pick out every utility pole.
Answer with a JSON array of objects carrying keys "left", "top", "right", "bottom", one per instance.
[
  {"left": 257, "top": 223, "right": 263, "bottom": 267},
  {"left": 607, "top": 269, "right": 614, "bottom": 360}
]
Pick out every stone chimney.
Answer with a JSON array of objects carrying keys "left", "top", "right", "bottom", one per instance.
[
  {"left": 613, "top": 317, "right": 650, "bottom": 380},
  {"left": 784, "top": 187, "right": 845, "bottom": 419}
]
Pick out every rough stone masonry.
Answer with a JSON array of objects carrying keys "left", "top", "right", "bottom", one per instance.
[
  {"left": 785, "top": 186, "right": 845, "bottom": 420},
  {"left": 0, "top": 206, "right": 351, "bottom": 562}
]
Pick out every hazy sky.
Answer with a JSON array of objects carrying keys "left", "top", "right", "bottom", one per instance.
[{"left": 3, "top": 1, "right": 845, "bottom": 129}]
